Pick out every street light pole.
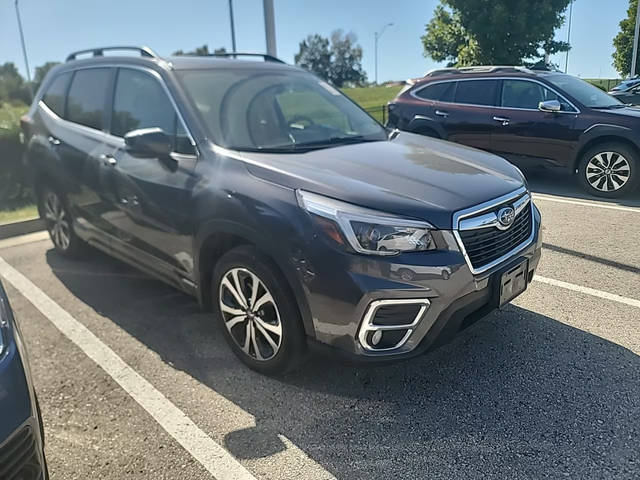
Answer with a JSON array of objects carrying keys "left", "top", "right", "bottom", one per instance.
[
  {"left": 263, "top": 0, "right": 277, "bottom": 57},
  {"left": 14, "top": 0, "right": 33, "bottom": 100},
  {"left": 374, "top": 23, "right": 393, "bottom": 85},
  {"left": 228, "top": 0, "right": 237, "bottom": 54},
  {"left": 632, "top": 0, "right": 640, "bottom": 77},
  {"left": 564, "top": 0, "right": 573, "bottom": 73}
]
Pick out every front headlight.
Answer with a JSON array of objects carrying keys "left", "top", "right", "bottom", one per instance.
[{"left": 297, "top": 190, "right": 436, "bottom": 256}]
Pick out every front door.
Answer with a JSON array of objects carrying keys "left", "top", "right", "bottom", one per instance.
[
  {"left": 490, "top": 79, "right": 580, "bottom": 168},
  {"left": 101, "top": 67, "right": 199, "bottom": 281}
]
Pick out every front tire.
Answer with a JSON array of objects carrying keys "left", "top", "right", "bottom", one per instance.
[
  {"left": 212, "top": 246, "right": 306, "bottom": 375},
  {"left": 39, "top": 188, "right": 83, "bottom": 256},
  {"left": 578, "top": 143, "right": 638, "bottom": 198}
]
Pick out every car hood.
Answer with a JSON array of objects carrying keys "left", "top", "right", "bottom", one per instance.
[{"left": 221, "top": 132, "right": 525, "bottom": 229}]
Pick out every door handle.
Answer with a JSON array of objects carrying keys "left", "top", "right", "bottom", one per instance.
[
  {"left": 99, "top": 154, "right": 117, "bottom": 166},
  {"left": 435, "top": 110, "right": 449, "bottom": 118},
  {"left": 492, "top": 116, "right": 510, "bottom": 126},
  {"left": 48, "top": 136, "right": 61, "bottom": 146}
]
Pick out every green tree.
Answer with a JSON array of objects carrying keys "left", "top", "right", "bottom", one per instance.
[
  {"left": 613, "top": 0, "right": 639, "bottom": 77},
  {"left": 172, "top": 45, "right": 227, "bottom": 56},
  {"left": 422, "top": 0, "right": 571, "bottom": 66},
  {"left": 294, "top": 34, "right": 331, "bottom": 81},
  {"left": 294, "top": 30, "right": 366, "bottom": 87},
  {"left": 0, "top": 62, "right": 30, "bottom": 104}
]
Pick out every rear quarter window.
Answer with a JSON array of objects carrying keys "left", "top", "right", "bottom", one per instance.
[
  {"left": 42, "top": 72, "right": 71, "bottom": 117},
  {"left": 414, "top": 82, "right": 456, "bottom": 102}
]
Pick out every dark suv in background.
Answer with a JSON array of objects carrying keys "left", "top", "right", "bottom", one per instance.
[
  {"left": 22, "top": 47, "right": 541, "bottom": 374},
  {"left": 388, "top": 66, "right": 640, "bottom": 198}
]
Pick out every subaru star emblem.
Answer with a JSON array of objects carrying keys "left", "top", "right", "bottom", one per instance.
[{"left": 497, "top": 206, "right": 516, "bottom": 229}]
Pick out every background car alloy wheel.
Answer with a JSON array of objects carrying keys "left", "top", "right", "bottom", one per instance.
[
  {"left": 219, "top": 268, "right": 283, "bottom": 361},
  {"left": 43, "top": 191, "right": 71, "bottom": 251},
  {"left": 585, "top": 152, "right": 631, "bottom": 193}
]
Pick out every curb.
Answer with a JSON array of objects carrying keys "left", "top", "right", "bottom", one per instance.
[{"left": 0, "top": 218, "right": 45, "bottom": 240}]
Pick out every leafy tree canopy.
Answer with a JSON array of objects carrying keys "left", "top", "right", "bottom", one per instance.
[
  {"left": 295, "top": 30, "right": 367, "bottom": 87},
  {"left": 613, "top": 0, "right": 639, "bottom": 77},
  {"left": 422, "top": 0, "right": 571, "bottom": 67},
  {"left": 172, "top": 45, "right": 226, "bottom": 56}
]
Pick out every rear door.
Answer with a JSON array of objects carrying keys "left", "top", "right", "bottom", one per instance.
[
  {"left": 100, "top": 67, "right": 199, "bottom": 281},
  {"left": 401, "top": 80, "right": 456, "bottom": 137},
  {"left": 490, "top": 79, "right": 580, "bottom": 168},
  {"left": 48, "top": 67, "right": 115, "bottom": 242},
  {"left": 438, "top": 79, "right": 499, "bottom": 151}
]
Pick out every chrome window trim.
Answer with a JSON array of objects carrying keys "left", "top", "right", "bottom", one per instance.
[
  {"left": 49, "top": 63, "right": 197, "bottom": 152},
  {"left": 452, "top": 186, "right": 536, "bottom": 275},
  {"left": 357, "top": 298, "right": 431, "bottom": 353},
  {"left": 409, "top": 77, "right": 580, "bottom": 114}
]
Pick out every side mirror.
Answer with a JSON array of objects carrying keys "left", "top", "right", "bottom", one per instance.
[
  {"left": 124, "top": 128, "right": 172, "bottom": 157},
  {"left": 538, "top": 100, "right": 562, "bottom": 113}
]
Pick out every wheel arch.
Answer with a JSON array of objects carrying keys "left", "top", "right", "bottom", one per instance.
[
  {"left": 194, "top": 220, "right": 316, "bottom": 337},
  {"left": 572, "top": 128, "right": 640, "bottom": 173},
  {"left": 406, "top": 116, "right": 444, "bottom": 139}
]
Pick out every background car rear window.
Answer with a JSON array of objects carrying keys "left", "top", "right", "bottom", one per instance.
[
  {"left": 414, "top": 82, "right": 456, "bottom": 102},
  {"left": 454, "top": 80, "right": 498, "bottom": 106},
  {"left": 66, "top": 68, "right": 110, "bottom": 130},
  {"left": 112, "top": 69, "right": 193, "bottom": 154},
  {"left": 42, "top": 72, "right": 71, "bottom": 117}
]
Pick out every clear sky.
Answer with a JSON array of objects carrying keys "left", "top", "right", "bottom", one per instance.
[{"left": 0, "top": 0, "right": 629, "bottom": 83}]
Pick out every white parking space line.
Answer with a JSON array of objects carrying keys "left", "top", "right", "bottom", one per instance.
[
  {"left": 532, "top": 193, "right": 640, "bottom": 213},
  {"left": 534, "top": 275, "right": 640, "bottom": 309},
  {"left": 0, "top": 255, "right": 258, "bottom": 480},
  {"left": 0, "top": 231, "right": 50, "bottom": 250}
]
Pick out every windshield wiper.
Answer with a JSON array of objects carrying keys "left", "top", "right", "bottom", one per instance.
[{"left": 291, "top": 135, "right": 384, "bottom": 149}]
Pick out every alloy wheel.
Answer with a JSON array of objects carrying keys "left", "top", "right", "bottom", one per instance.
[
  {"left": 218, "top": 267, "right": 283, "bottom": 361},
  {"left": 585, "top": 152, "right": 631, "bottom": 192},
  {"left": 43, "top": 192, "right": 71, "bottom": 251}
]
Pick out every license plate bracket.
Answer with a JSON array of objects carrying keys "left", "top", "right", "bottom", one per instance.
[{"left": 497, "top": 259, "right": 529, "bottom": 307}]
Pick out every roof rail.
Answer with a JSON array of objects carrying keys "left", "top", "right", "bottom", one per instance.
[
  {"left": 206, "top": 52, "right": 286, "bottom": 64},
  {"left": 66, "top": 46, "right": 158, "bottom": 62},
  {"left": 424, "top": 65, "right": 533, "bottom": 77}
]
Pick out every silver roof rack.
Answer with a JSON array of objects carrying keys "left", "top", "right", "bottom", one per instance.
[
  {"left": 66, "top": 46, "right": 158, "bottom": 62},
  {"left": 205, "top": 52, "right": 286, "bottom": 64},
  {"left": 424, "top": 65, "right": 533, "bottom": 77}
]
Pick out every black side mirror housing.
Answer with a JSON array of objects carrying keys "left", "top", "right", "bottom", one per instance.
[{"left": 124, "top": 128, "right": 172, "bottom": 157}]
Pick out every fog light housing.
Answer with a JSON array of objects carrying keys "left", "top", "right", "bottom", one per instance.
[{"left": 357, "top": 299, "right": 430, "bottom": 352}]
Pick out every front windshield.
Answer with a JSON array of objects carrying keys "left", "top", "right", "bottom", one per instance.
[
  {"left": 545, "top": 74, "right": 623, "bottom": 108},
  {"left": 177, "top": 69, "right": 387, "bottom": 152}
]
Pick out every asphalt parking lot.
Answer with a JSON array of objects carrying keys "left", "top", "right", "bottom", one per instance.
[{"left": 1, "top": 173, "right": 639, "bottom": 480}]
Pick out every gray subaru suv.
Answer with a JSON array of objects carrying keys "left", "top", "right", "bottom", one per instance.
[{"left": 22, "top": 46, "right": 542, "bottom": 374}]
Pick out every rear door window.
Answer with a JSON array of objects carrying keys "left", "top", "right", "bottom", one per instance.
[
  {"left": 42, "top": 72, "right": 71, "bottom": 117},
  {"left": 454, "top": 80, "right": 499, "bottom": 106},
  {"left": 66, "top": 68, "right": 111, "bottom": 130},
  {"left": 414, "top": 82, "right": 456, "bottom": 102},
  {"left": 111, "top": 68, "right": 194, "bottom": 154}
]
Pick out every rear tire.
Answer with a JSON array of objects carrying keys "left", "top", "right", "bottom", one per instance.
[
  {"left": 39, "top": 188, "right": 84, "bottom": 256},
  {"left": 212, "top": 245, "right": 307, "bottom": 375},
  {"left": 577, "top": 143, "right": 638, "bottom": 198}
]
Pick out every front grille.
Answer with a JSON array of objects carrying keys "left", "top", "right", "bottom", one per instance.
[
  {"left": 459, "top": 202, "right": 532, "bottom": 270},
  {"left": 0, "top": 426, "right": 43, "bottom": 480}
]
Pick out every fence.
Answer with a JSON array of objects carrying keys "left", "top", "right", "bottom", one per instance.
[{"left": 363, "top": 105, "right": 388, "bottom": 125}]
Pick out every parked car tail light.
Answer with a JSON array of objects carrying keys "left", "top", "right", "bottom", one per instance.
[{"left": 297, "top": 190, "right": 436, "bottom": 256}]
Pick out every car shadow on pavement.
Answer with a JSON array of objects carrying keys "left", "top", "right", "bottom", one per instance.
[
  {"left": 523, "top": 167, "right": 640, "bottom": 207},
  {"left": 46, "top": 249, "right": 640, "bottom": 479}
]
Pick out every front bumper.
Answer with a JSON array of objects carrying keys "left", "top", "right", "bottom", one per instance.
[{"left": 300, "top": 203, "right": 542, "bottom": 362}]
